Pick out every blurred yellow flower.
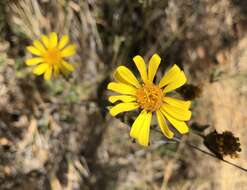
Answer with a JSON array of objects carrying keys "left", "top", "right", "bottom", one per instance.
[
  {"left": 25, "top": 32, "right": 76, "bottom": 80},
  {"left": 107, "top": 54, "right": 192, "bottom": 146}
]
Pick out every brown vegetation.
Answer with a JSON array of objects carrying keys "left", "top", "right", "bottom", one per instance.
[{"left": 0, "top": 0, "right": 247, "bottom": 189}]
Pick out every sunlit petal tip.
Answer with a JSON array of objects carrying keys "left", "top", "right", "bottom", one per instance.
[
  {"left": 44, "top": 67, "right": 52, "bottom": 81},
  {"left": 138, "top": 139, "right": 149, "bottom": 147},
  {"left": 109, "top": 102, "right": 139, "bottom": 116},
  {"left": 107, "top": 82, "right": 119, "bottom": 90},
  {"left": 62, "top": 61, "right": 75, "bottom": 72},
  {"left": 108, "top": 95, "right": 136, "bottom": 103},
  {"left": 133, "top": 55, "right": 145, "bottom": 66},
  {"left": 26, "top": 46, "right": 42, "bottom": 56},
  {"left": 107, "top": 82, "right": 137, "bottom": 95},
  {"left": 41, "top": 35, "right": 49, "bottom": 48},
  {"left": 53, "top": 65, "right": 60, "bottom": 78},
  {"left": 133, "top": 55, "right": 142, "bottom": 61},
  {"left": 60, "top": 66, "right": 70, "bottom": 76},
  {"left": 33, "top": 40, "right": 46, "bottom": 53},
  {"left": 41, "top": 34, "right": 48, "bottom": 38},
  {"left": 61, "top": 44, "right": 76, "bottom": 57},
  {"left": 49, "top": 32, "right": 58, "bottom": 48},
  {"left": 167, "top": 133, "right": 174, "bottom": 139},
  {"left": 180, "top": 71, "right": 187, "bottom": 80},
  {"left": 25, "top": 58, "right": 44, "bottom": 66},
  {"left": 109, "top": 109, "right": 116, "bottom": 117},
  {"left": 151, "top": 53, "right": 161, "bottom": 62},
  {"left": 180, "top": 126, "right": 189, "bottom": 134},
  {"left": 158, "top": 64, "right": 182, "bottom": 88},
  {"left": 169, "top": 64, "right": 181, "bottom": 72},
  {"left": 163, "top": 97, "right": 192, "bottom": 110},
  {"left": 133, "top": 55, "right": 148, "bottom": 82},
  {"left": 161, "top": 104, "right": 192, "bottom": 121},
  {"left": 173, "top": 64, "right": 180, "bottom": 69},
  {"left": 148, "top": 53, "right": 161, "bottom": 82},
  {"left": 156, "top": 110, "right": 174, "bottom": 139},
  {"left": 130, "top": 110, "right": 147, "bottom": 139},
  {"left": 58, "top": 35, "right": 69, "bottom": 49},
  {"left": 117, "top": 66, "right": 125, "bottom": 71},
  {"left": 188, "top": 111, "right": 192, "bottom": 120},
  {"left": 32, "top": 63, "right": 49, "bottom": 75},
  {"left": 108, "top": 96, "right": 115, "bottom": 103},
  {"left": 136, "top": 112, "right": 152, "bottom": 146},
  {"left": 49, "top": 32, "right": 56, "bottom": 37},
  {"left": 160, "top": 110, "right": 190, "bottom": 134},
  {"left": 163, "top": 70, "right": 187, "bottom": 93},
  {"left": 187, "top": 101, "right": 192, "bottom": 108},
  {"left": 107, "top": 83, "right": 112, "bottom": 90},
  {"left": 115, "top": 66, "right": 140, "bottom": 88}
]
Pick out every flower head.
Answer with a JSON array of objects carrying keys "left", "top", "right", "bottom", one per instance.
[
  {"left": 25, "top": 32, "right": 76, "bottom": 80},
  {"left": 107, "top": 53, "right": 192, "bottom": 146}
]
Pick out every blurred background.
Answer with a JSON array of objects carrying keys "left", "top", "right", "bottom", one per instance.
[{"left": 0, "top": 0, "right": 247, "bottom": 189}]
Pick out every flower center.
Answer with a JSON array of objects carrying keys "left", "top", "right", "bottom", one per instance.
[
  {"left": 43, "top": 48, "right": 61, "bottom": 65},
  {"left": 136, "top": 83, "right": 163, "bottom": 112}
]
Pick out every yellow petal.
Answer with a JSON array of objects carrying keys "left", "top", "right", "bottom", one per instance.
[
  {"left": 130, "top": 110, "right": 147, "bottom": 139},
  {"left": 41, "top": 35, "right": 49, "bottom": 48},
  {"left": 44, "top": 66, "right": 52, "bottom": 80},
  {"left": 156, "top": 110, "right": 174, "bottom": 139},
  {"left": 133, "top": 55, "right": 148, "bottom": 83},
  {"left": 54, "top": 64, "right": 60, "bottom": 78},
  {"left": 114, "top": 71, "right": 128, "bottom": 84},
  {"left": 114, "top": 66, "right": 140, "bottom": 88},
  {"left": 159, "top": 64, "right": 181, "bottom": 88},
  {"left": 49, "top": 32, "right": 58, "bottom": 48},
  {"left": 160, "top": 109, "right": 189, "bottom": 134},
  {"left": 108, "top": 95, "right": 136, "bottom": 103},
  {"left": 137, "top": 111, "right": 152, "bottom": 146},
  {"left": 163, "top": 97, "right": 191, "bottom": 110},
  {"left": 148, "top": 53, "right": 161, "bottom": 83},
  {"left": 59, "top": 62, "right": 69, "bottom": 76},
  {"left": 163, "top": 71, "right": 187, "bottom": 93},
  {"left": 61, "top": 44, "right": 76, "bottom": 57},
  {"left": 25, "top": 57, "right": 44, "bottom": 65},
  {"left": 33, "top": 63, "right": 49, "bottom": 75},
  {"left": 161, "top": 104, "right": 191, "bottom": 121},
  {"left": 33, "top": 40, "right": 46, "bottom": 53},
  {"left": 109, "top": 102, "right": 139, "bottom": 116},
  {"left": 58, "top": 35, "right": 69, "bottom": 49},
  {"left": 26, "top": 46, "right": 42, "bottom": 56},
  {"left": 61, "top": 61, "right": 74, "bottom": 72},
  {"left": 107, "top": 82, "right": 137, "bottom": 95}
]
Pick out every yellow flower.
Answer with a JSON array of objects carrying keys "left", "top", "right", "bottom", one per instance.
[
  {"left": 107, "top": 53, "right": 192, "bottom": 146},
  {"left": 25, "top": 32, "right": 76, "bottom": 80}
]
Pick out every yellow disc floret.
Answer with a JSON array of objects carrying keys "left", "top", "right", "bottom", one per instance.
[
  {"left": 43, "top": 48, "right": 61, "bottom": 65},
  {"left": 136, "top": 83, "right": 163, "bottom": 112}
]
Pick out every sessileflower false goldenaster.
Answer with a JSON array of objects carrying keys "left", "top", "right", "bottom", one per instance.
[
  {"left": 107, "top": 53, "right": 192, "bottom": 146},
  {"left": 25, "top": 32, "right": 76, "bottom": 80}
]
